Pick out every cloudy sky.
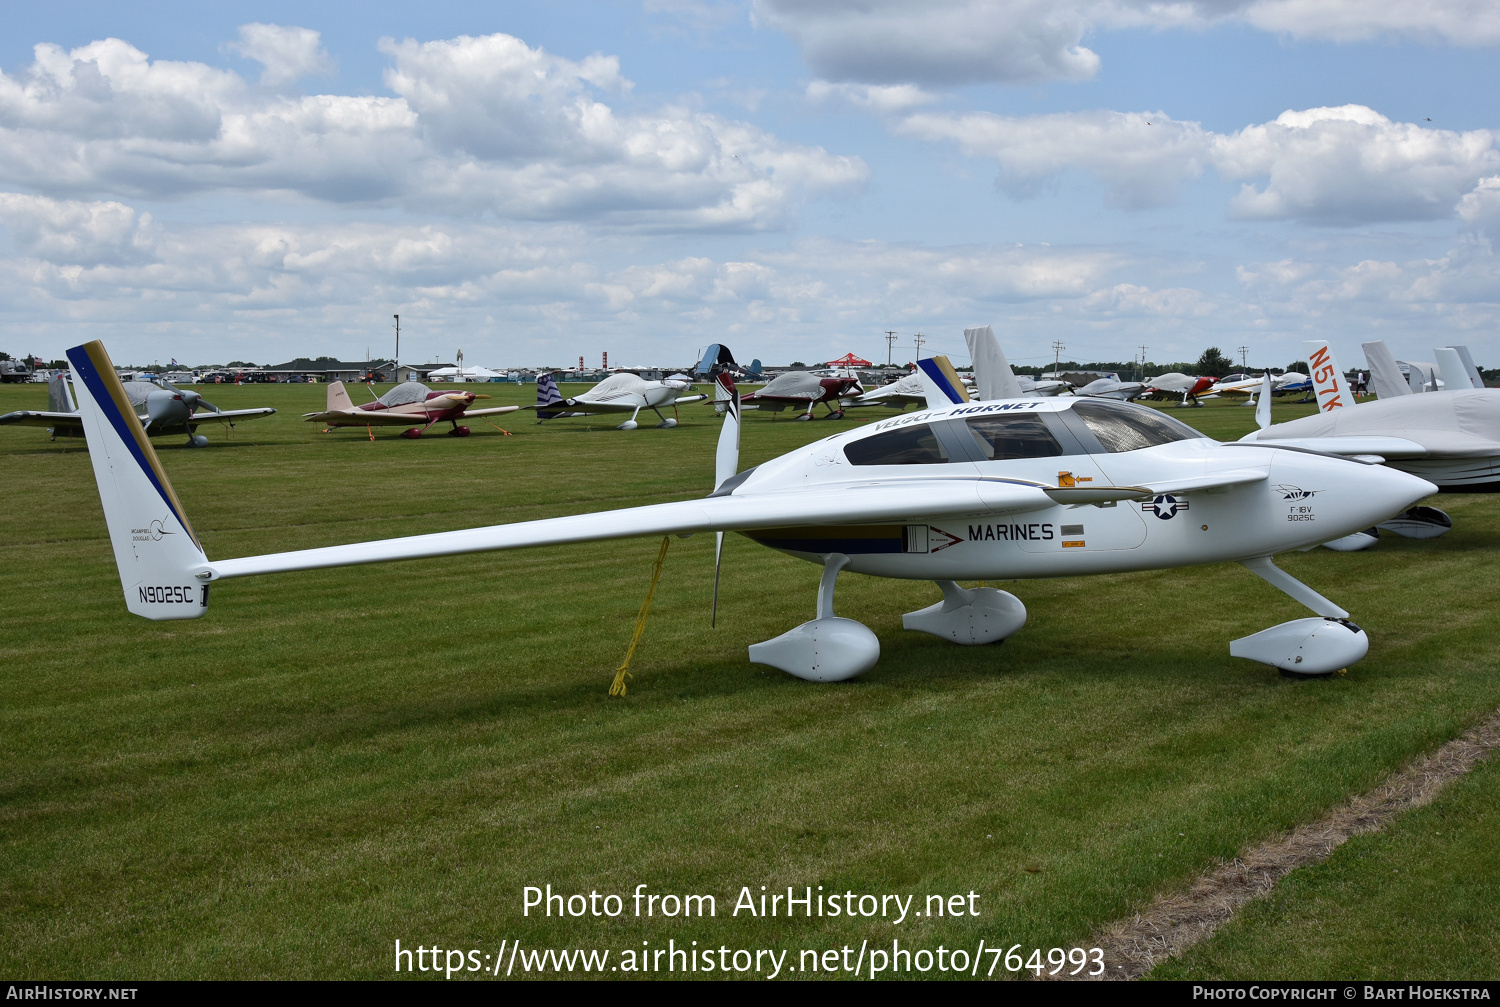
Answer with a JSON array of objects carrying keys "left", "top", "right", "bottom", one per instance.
[{"left": 1, "top": 0, "right": 1497, "bottom": 370}]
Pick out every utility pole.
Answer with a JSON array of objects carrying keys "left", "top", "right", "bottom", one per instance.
[
  {"left": 885, "top": 330, "right": 898, "bottom": 367},
  {"left": 1051, "top": 340, "right": 1065, "bottom": 375},
  {"left": 1138, "top": 344, "right": 1148, "bottom": 382},
  {"left": 393, "top": 314, "right": 400, "bottom": 383},
  {"left": 1238, "top": 345, "right": 1249, "bottom": 370},
  {"left": 913, "top": 332, "right": 926, "bottom": 359}
]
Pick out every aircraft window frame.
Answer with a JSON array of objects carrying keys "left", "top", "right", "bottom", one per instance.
[
  {"left": 960, "top": 413, "right": 1066, "bottom": 461},
  {"left": 1068, "top": 399, "right": 1207, "bottom": 454},
  {"left": 843, "top": 422, "right": 952, "bottom": 466}
]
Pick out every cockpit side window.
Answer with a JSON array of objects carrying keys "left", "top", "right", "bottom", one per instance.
[
  {"left": 1071, "top": 400, "right": 1205, "bottom": 453},
  {"left": 844, "top": 423, "right": 950, "bottom": 465},
  {"left": 963, "top": 414, "right": 1064, "bottom": 460}
]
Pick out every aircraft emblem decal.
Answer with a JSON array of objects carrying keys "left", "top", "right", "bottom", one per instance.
[
  {"left": 149, "top": 517, "right": 174, "bottom": 540},
  {"left": 1141, "top": 494, "right": 1189, "bottom": 520},
  {"left": 1276, "top": 485, "right": 1319, "bottom": 501},
  {"left": 928, "top": 527, "right": 964, "bottom": 553}
]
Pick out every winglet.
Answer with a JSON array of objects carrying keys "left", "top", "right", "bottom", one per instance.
[
  {"left": 67, "top": 341, "right": 210, "bottom": 621},
  {"left": 964, "top": 325, "right": 1023, "bottom": 399},
  {"left": 1361, "top": 340, "right": 1411, "bottom": 401},
  {"left": 917, "top": 356, "right": 970, "bottom": 409},
  {"left": 1255, "top": 371, "right": 1272, "bottom": 430},
  {"left": 1304, "top": 340, "right": 1351, "bottom": 413}
]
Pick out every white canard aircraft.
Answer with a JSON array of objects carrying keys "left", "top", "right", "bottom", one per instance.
[
  {"left": 1241, "top": 341, "right": 1500, "bottom": 494},
  {"left": 525, "top": 361, "right": 708, "bottom": 430},
  {"left": 69, "top": 338, "right": 1434, "bottom": 683}
]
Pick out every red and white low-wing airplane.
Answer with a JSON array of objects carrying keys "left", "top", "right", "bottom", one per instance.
[
  {"left": 740, "top": 370, "right": 862, "bottom": 419},
  {"left": 304, "top": 380, "right": 519, "bottom": 439},
  {"left": 1145, "top": 372, "right": 1216, "bottom": 406}
]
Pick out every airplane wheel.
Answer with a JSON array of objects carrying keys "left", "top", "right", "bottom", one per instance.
[
  {"left": 449, "top": 425, "right": 471, "bottom": 437},
  {"left": 829, "top": 410, "right": 845, "bottom": 419},
  {"left": 401, "top": 428, "right": 423, "bottom": 439},
  {"left": 795, "top": 414, "right": 812, "bottom": 422}
]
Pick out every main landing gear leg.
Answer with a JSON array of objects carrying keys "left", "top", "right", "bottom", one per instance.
[
  {"left": 618, "top": 406, "right": 642, "bottom": 431},
  {"left": 748, "top": 553, "right": 880, "bottom": 681},
  {"left": 1229, "top": 556, "right": 1368, "bottom": 676},
  {"left": 903, "top": 581, "right": 1027, "bottom": 645},
  {"left": 651, "top": 406, "right": 677, "bottom": 429}
]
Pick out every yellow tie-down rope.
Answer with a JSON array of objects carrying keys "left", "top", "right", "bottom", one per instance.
[{"left": 609, "top": 536, "right": 671, "bottom": 696}]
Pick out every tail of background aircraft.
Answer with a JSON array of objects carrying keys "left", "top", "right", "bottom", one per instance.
[
  {"left": 66, "top": 341, "right": 210, "bottom": 621},
  {"left": 917, "top": 356, "right": 970, "bottom": 409},
  {"left": 1303, "top": 340, "right": 1351, "bottom": 413},
  {"left": 48, "top": 372, "right": 78, "bottom": 413},
  {"left": 535, "top": 373, "right": 564, "bottom": 419},
  {"left": 1361, "top": 341, "right": 1411, "bottom": 401},
  {"left": 747, "top": 358, "right": 762, "bottom": 378},
  {"left": 964, "top": 325, "right": 1024, "bottom": 400},
  {"left": 326, "top": 380, "right": 355, "bottom": 413}
]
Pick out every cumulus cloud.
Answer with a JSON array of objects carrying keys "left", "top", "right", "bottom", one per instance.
[
  {"left": 228, "top": 23, "right": 335, "bottom": 86},
  {"left": 0, "top": 31, "right": 865, "bottom": 230},
  {"left": 1215, "top": 106, "right": 1500, "bottom": 224},
  {"left": 0, "top": 192, "right": 156, "bottom": 266},
  {"left": 805, "top": 80, "right": 937, "bottom": 114},
  {"left": 757, "top": 0, "right": 1100, "bottom": 86},
  {"left": 897, "top": 109, "right": 1210, "bottom": 209},
  {"left": 757, "top": 0, "right": 1500, "bottom": 89},
  {"left": 893, "top": 104, "right": 1500, "bottom": 223}
]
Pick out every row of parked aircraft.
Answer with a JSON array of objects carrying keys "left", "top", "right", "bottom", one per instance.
[{"left": 55, "top": 324, "right": 1494, "bottom": 688}]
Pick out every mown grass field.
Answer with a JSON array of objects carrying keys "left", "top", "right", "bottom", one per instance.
[{"left": 1, "top": 381, "right": 1496, "bottom": 980}]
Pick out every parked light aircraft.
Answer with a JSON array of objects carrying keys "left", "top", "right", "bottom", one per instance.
[
  {"left": 304, "top": 380, "right": 519, "bottom": 438},
  {"left": 739, "top": 370, "right": 862, "bottom": 419},
  {"left": 1074, "top": 376, "right": 1146, "bottom": 401},
  {"left": 527, "top": 371, "right": 706, "bottom": 430},
  {"left": 1145, "top": 372, "right": 1215, "bottom": 406},
  {"left": 1, "top": 373, "right": 274, "bottom": 447},
  {"left": 68, "top": 338, "right": 1435, "bottom": 683},
  {"left": 1241, "top": 341, "right": 1500, "bottom": 493}
]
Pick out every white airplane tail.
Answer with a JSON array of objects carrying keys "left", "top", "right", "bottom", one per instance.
[
  {"left": 326, "top": 380, "right": 355, "bottom": 412},
  {"left": 964, "top": 325, "right": 1023, "bottom": 400},
  {"left": 67, "top": 341, "right": 211, "bottom": 621},
  {"left": 916, "top": 356, "right": 971, "bottom": 409},
  {"left": 1449, "top": 346, "right": 1485, "bottom": 389},
  {"left": 1303, "top": 340, "right": 1351, "bottom": 413},
  {"left": 1361, "top": 340, "right": 1412, "bottom": 401}
]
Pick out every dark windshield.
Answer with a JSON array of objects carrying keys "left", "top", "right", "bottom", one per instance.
[
  {"left": 844, "top": 423, "right": 950, "bottom": 465},
  {"left": 1072, "top": 400, "right": 1205, "bottom": 453},
  {"left": 964, "top": 414, "right": 1063, "bottom": 460}
]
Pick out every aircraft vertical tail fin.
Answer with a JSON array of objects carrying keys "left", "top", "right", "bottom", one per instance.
[
  {"left": 747, "top": 358, "right": 762, "bottom": 378},
  {"left": 1449, "top": 346, "right": 1485, "bottom": 389},
  {"left": 326, "top": 380, "right": 355, "bottom": 413},
  {"left": 49, "top": 371, "right": 78, "bottom": 413},
  {"left": 1434, "top": 348, "right": 1470, "bottom": 393},
  {"left": 964, "top": 324, "right": 1023, "bottom": 399},
  {"left": 1303, "top": 340, "right": 1351, "bottom": 413},
  {"left": 917, "top": 356, "right": 970, "bottom": 409},
  {"left": 66, "top": 341, "right": 210, "bottom": 621},
  {"left": 1361, "top": 340, "right": 1412, "bottom": 401},
  {"left": 1255, "top": 371, "right": 1273, "bottom": 429},
  {"left": 535, "top": 373, "right": 563, "bottom": 418}
]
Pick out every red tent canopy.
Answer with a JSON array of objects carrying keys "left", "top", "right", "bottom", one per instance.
[{"left": 826, "top": 353, "right": 873, "bottom": 367}]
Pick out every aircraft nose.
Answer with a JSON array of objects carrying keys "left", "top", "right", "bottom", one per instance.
[{"left": 1348, "top": 461, "right": 1437, "bottom": 523}]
